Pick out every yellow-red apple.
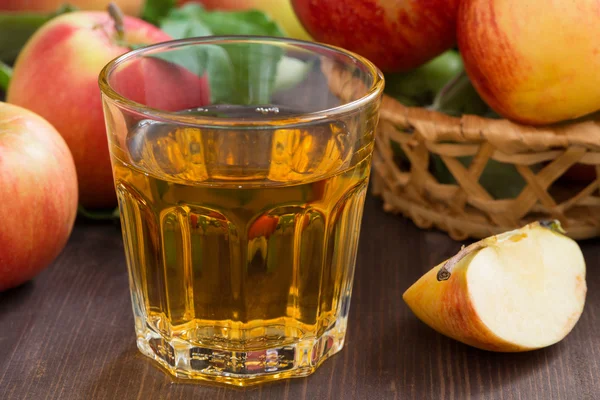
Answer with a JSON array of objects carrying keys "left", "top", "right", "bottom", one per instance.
[
  {"left": 180, "top": 0, "right": 311, "bottom": 40},
  {"left": 458, "top": 0, "right": 600, "bottom": 125},
  {"left": 291, "top": 0, "right": 460, "bottom": 72},
  {"left": 403, "top": 221, "right": 586, "bottom": 352},
  {"left": 8, "top": 11, "right": 210, "bottom": 208},
  {"left": 0, "top": 102, "right": 78, "bottom": 291},
  {"left": 0, "top": 0, "right": 143, "bottom": 15}
]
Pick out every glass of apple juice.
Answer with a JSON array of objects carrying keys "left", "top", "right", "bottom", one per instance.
[{"left": 99, "top": 36, "right": 383, "bottom": 386}]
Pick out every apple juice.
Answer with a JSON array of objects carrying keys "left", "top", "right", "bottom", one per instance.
[{"left": 108, "top": 105, "right": 373, "bottom": 384}]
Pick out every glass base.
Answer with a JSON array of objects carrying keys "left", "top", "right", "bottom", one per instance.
[{"left": 135, "top": 323, "right": 346, "bottom": 386}]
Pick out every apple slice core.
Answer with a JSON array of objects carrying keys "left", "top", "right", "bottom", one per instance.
[{"left": 467, "top": 227, "right": 586, "bottom": 350}]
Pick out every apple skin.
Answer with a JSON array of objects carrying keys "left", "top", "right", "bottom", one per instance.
[
  {"left": 0, "top": 102, "right": 78, "bottom": 292},
  {"left": 180, "top": 0, "right": 311, "bottom": 40},
  {"left": 458, "top": 0, "right": 600, "bottom": 125},
  {"left": 402, "top": 255, "right": 525, "bottom": 352},
  {"left": 8, "top": 12, "right": 209, "bottom": 208},
  {"left": 291, "top": 0, "right": 460, "bottom": 73},
  {"left": 0, "top": 0, "right": 143, "bottom": 15}
]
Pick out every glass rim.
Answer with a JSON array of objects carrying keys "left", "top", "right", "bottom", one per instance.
[{"left": 98, "top": 35, "right": 384, "bottom": 128}]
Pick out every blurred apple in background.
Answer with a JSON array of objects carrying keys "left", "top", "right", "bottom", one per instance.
[
  {"left": 180, "top": 0, "right": 311, "bottom": 40},
  {"left": 7, "top": 10, "right": 210, "bottom": 209},
  {"left": 291, "top": 0, "right": 460, "bottom": 72},
  {"left": 7, "top": 11, "right": 170, "bottom": 208},
  {"left": 458, "top": 0, "right": 600, "bottom": 125},
  {"left": 0, "top": 0, "right": 143, "bottom": 15},
  {"left": 0, "top": 102, "right": 78, "bottom": 291}
]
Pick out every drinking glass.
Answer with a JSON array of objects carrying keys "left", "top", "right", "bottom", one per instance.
[{"left": 99, "top": 36, "right": 383, "bottom": 386}]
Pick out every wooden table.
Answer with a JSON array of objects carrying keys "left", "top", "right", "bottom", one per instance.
[{"left": 1, "top": 195, "right": 598, "bottom": 400}]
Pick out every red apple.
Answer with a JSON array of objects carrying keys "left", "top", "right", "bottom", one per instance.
[
  {"left": 8, "top": 11, "right": 210, "bottom": 208},
  {"left": 109, "top": 57, "right": 211, "bottom": 112},
  {"left": 180, "top": 0, "right": 311, "bottom": 40},
  {"left": 0, "top": 102, "right": 78, "bottom": 292},
  {"left": 291, "top": 0, "right": 460, "bottom": 72},
  {"left": 0, "top": 0, "right": 143, "bottom": 16}
]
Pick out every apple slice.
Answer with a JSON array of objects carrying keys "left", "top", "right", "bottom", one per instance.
[{"left": 403, "top": 221, "right": 587, "bottom": 352}]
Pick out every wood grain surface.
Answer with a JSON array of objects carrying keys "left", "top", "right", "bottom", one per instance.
[{"left": 1, "top": 195, "right": 598, "bottom": 400}]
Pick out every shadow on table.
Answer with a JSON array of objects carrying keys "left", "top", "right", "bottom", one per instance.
[
  {"left": 0, "top": 281, "right": 34, "bottom": 317},
  {"left": 367, "top": 314, "right": 564, "bottom": 399},
  {"left": 81, "top": 347, "right": 197, "bottom": 399},
  {"left": 82, "top": 344, "right": 316, "bottom": 399}
]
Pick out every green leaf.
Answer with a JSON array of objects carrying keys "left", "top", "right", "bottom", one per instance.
[
  {"left": 189, "top": 7, "right": 286, "bottom": 104},
  {"left": 194, "top": 9, "right": 283, "bottom": 36},
  {"left": 158, "top": 5, "right": 234, "bottom": 103},
  {"left": 77, "top": 205, "right": 120, "bottom": 221},
  {"left": 201, "top": 46, "right": 236, "bottom": 104},
  {"left": 0, "top": 5, "right": 76, "bottom": 63},
  {"left": 225, "top": 42, "right": 284, "bottom": 104},
  {"left": 141, "top": 0, "right": 176, "bottom": 26},
  {"left": 160, "top": 5, "right": 213, "bottom": 38},
  {"left": 384, "top": 51, "right": 463, "bottom": 107},
  {"left": 158, "top": 4, "right": 286, "bottom": 105},
  {"left": 162, "top": 4, "right": 284, "bottom": 37},
  {"left": 0, "top": 61, "right": 12, "bottom": 92}
]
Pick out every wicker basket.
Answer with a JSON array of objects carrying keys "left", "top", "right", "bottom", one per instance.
[
  {"left": 324, "top": 60, "right": 600, "bottom": 241},
  {"left": 372, "top": 95, "right": 600, "bottom": 241}
]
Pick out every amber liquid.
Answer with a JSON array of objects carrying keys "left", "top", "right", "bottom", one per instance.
[{"left": 109, "top": 105, "right": 372, "bottom": 385}]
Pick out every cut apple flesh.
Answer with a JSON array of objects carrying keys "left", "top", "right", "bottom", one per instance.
[{"left": 403, "top": 222, "right": 587, "bottom": 352}]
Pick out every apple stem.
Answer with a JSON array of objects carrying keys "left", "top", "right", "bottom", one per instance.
[
  {"left": 108, "top": 2, "right": 125, "bottom": 42},
  {"left": 437, "top": 242, "right": 487, "bottom": 281}
]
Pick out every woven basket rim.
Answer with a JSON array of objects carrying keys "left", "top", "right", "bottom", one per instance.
[{"left": 379, "top": 94, "right": 600, "bottom": 154}]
